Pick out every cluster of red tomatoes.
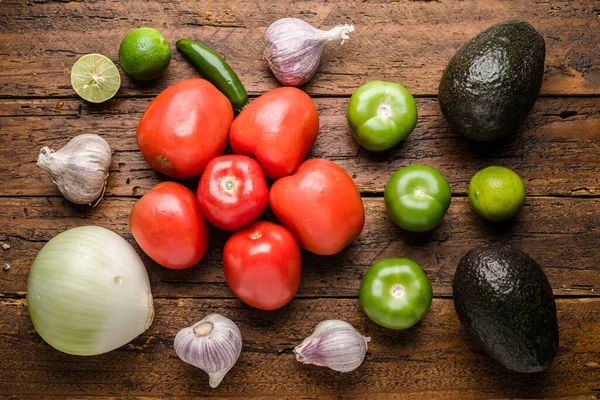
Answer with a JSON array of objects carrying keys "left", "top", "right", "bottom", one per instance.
[{"left": 129, "top": 78, "right": 365, "bottom": 310}]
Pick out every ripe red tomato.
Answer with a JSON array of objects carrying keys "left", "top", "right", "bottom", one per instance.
[
  {"left": 229, "top": 86, "right": 319, "bottom": 179},
  {"left": 196, "top": 155, "right": 268, "bottom": 231},
  {"left": 137, "top": 78, "right": 233, "bottom": 179},
  {"left": 129, "top": 182, "right": 209, "bottom": 270},
  {"left": 269, "top": 159, "right": 365, "bottom": 256},
  {"left": 223, "top": 221, "right": 301, "bottom": 310}
]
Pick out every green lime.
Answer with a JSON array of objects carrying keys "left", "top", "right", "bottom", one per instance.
[
  {"left": 468, "top": 166, "right": 526, "bottom": 222},
  {"left": 70, "top": 53, "right": 121, "bottom": 103},
  {"left": 118, "top": 27, "right": 171, "bottom": 81}
]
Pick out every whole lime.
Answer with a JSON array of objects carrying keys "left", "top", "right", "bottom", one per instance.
[
  {"left": 468, "top": 166, "right": 526, "bottom": 222},
  {"left": 118, "top": 27, "right": 171, "bottom": 81}
]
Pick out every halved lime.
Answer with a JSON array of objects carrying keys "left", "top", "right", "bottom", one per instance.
[{"left": 71, "top": 53, "right": 121, "bottom": 103}]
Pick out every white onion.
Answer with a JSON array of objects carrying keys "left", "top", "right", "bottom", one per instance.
[{"left": 27, "top": 226, "right": 154, "bottom": 356}]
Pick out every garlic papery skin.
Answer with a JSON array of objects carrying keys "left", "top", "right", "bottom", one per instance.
[
  {"left": 294, "top": 320, "right": 370, "bottom": 372},
  {"left": 264, "top": 18, "right": 355, "bottom": 86},
  {"left": 37, "top": 134, "right": 112, "bottom": 206},
  {"left": 174, "top": 314, "right": 242, "bottom": 388}
]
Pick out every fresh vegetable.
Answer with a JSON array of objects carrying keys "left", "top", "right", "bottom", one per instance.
[
  {"left": 118, "top": 27, "right": 171, "bottom": 81},
  {"left": 70, "top": 53, "right": 121, "bottom": 103},
  {"left": 453, "top": 243, "right": 558, "bottom": 373},
  {"left": 27, "top": 226, "right": 154, "bottom": 356},
  {"left": 229, "top": 87, "right": 319, "bottom": 179},
  {"left": 137, "top": 78, "right": 233, "bottom": 179},
  {"left": 223, "top": 221, "right": 301, "bottom": 310},
  {"left": 347, "top": 81, "right": 417, "bottom": 151},
  {"left": 359, "top": 258, "right": 432, "bottom": 330},
  {"left": 269, "top": 159, "right": 365, "bottom": 255},
  {"left": 294, "top": 320, "right": 370, "bottom": 372},
  {"left": 177, "top": 38, "right": 248, "bottom": 113},
  {"left": 264, "top": 18, "right": 355, "bottom": 86},
  {"left": 468, "top": 166, "right": 526, "bottom": 221},
  {"left": 174, "top": 314, "right": 242, "bottom": 388},
  {"left": 37, "top": 134, "right": 112, "bottom": 206},
  {"left": 196, "top": 155, "right": 268, "bottom": 232},
  {"left": 384, "top": 165, "right": 451, "bottom": 232},
  {"left": 438, "top": 19, "right": 545, "bottom": 141},
  {"left": 129, "top": 182, "right": 209, "bottom": 270}
]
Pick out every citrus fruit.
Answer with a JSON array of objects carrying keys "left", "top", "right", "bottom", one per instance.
[
  {"left": 468, "top": 166, "right": 526, "bottom": 222},
  {"left": 70, "top": 53, "right": 121, "bottom": 103},
  {"left": 118, "top": 27, "right": 171, "bottom": 81}
]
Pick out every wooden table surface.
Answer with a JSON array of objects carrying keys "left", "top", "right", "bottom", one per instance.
[{"left": 1, "top": 1, "right": 600, "bottom": 399}]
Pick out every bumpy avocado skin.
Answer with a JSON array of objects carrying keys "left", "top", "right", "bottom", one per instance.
[
  {"left": 439, "top": 20, "right": 546, "bottom": 141},
  {"left": 452, "top": 243, "right": 559, "bottom": 373}
]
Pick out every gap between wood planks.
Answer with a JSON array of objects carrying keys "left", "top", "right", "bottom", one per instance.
[
  {"left": 0, "top": 293, "right": 597, "bottom": 300},
  {"left": 2, "top": 193, "right": 600, "bottom": 199},
  {"left": 2, "top": 94, "right": 600, "bottom": 101}
]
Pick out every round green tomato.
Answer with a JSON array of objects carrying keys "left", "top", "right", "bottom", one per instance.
[
  {"left": 384, "top": 165, "right": 451, "bottom": 232},
  {"left": 347, "top": 81, "right": 417, "bottom": 152},
  {"left": 359, "top": 258, "right": 433, "bottom": 330}
]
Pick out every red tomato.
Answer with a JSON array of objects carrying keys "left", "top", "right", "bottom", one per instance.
[
  {"left": 196, "top": 155, "right": 268, "bottom": 231},
  {"left": 129, "top": 182, "right": 209, "bottom": 270},
  {"left": 269, "top": 159, "right": 365, "bottom": 256},
  {"left": 137, "top": 78, "right": 233, "bottom": 179},
  {"left": 223, "top": 221, "right": 301, "bottom": 310},
  {"left": 229, "top": 87, "right": 319, "bottom": 179}
]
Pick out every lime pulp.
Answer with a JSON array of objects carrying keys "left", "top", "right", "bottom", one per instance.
[{"left": 70, "top": 53, "right": 121, "bottom": 103}]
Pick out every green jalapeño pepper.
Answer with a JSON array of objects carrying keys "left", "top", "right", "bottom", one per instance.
[
  {"left": 384, "top": 165, "right": 451, "bottom": 232},
  {"left": 346, "top": 81, "right": 417, "bottom": 151},
  {"left": 177, "top": 39, "right": 248, "bottom": 113},
  {"left": 359, "top": 258, "right": 433, "bottom": 330}
]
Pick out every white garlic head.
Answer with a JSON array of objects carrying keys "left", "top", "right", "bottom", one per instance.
[
  {"left": 294, "top": 319, "right": 370, "bottom": 372},
  {"left": 264, "top": 18, "right": 355, "bottom": 86},
  {"left": 174, "top": 314, "right": 242, "bottom": 388},
  {"left": 37, "top": 134, "right": 112, "bottom": 206}
]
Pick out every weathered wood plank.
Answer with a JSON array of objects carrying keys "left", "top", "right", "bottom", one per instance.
[
  {"left": 1, "top": 0, "right": 599, "bottom": 97},
  {"left": 0, "top": 297, "right": 598, "bottom": 398},
  {"left": 1, "top": 196, "right": 598, "bottom": 297},
  {"left": 1, "top": 97, "right": 599, "bottom": 197}
]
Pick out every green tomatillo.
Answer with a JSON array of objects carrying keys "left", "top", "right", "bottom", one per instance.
[
  {"left": 359, "top": 258, "right": 433, "bottom": 330},
  {"left": 384, "top": 165, "right": 451, "bottom": 232},
  {"left": 347, "top": 81, "right": 417, "bottom": 151}
]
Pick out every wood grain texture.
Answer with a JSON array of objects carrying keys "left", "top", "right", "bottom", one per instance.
[
  {"left": 1, "top": 0, "right": 599, "bottom": 398},
  {"left": 1, "top": 97, "right": 599, "bottom": 197},
  {"left": 0, "top": 297, "right": 599, "bottom": 399},
  {"left": 1, "top": 196, "right": 598, "bottom": 298},
  {"left": 0, "top": 0, "right": 599, "bottom": 98}
]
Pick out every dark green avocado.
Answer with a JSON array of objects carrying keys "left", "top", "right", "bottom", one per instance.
[
  {"left": 439, "top": 19, "right": 546, "bottom": 141},
  {"left": 452, "top": 243, "right": 558, "bottom": 373}
]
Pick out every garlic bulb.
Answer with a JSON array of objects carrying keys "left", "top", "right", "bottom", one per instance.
[
  {"left": 264, "top": 18, "right": 355, "bottom": 86},
  {"left": 294, "top": 319, "right": 370, "bottom": 372},
  {"left": 174, "top": 314, "right": 242, "bottom": 388},
  {"left": 37, "top": 134, "right": 112, "bottom": 206}
]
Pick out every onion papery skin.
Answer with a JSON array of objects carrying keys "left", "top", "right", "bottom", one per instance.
[{"left": 27, "top": 226, "right": 154, "bottom": 356}]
